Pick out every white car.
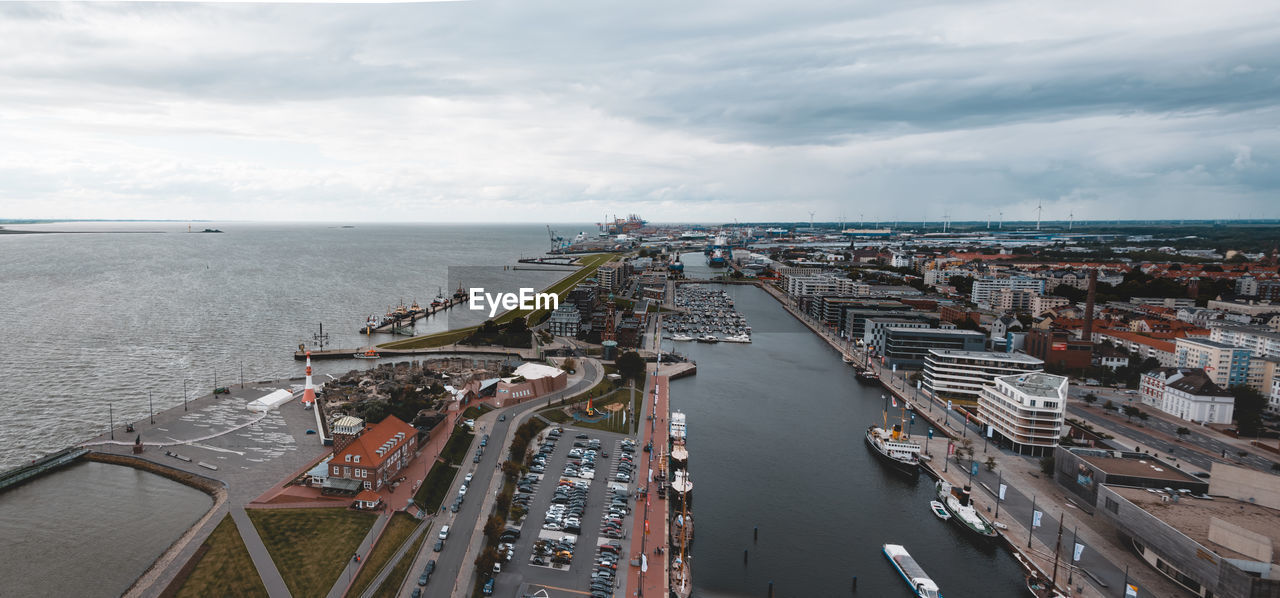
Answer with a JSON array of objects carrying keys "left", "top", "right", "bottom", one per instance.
[
  {"left": 465, "top": 472, "right": 474, "bottom": 483},
  {"left": 439, "top": 525, "right": 450, "bottom": 539}
]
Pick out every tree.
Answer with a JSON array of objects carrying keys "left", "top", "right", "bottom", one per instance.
[
  {"left": 615, "top": 351, "right": 646, "bottom": 385},
  {"left": 1122, "top": 405, "right": 1140, "bottom": 422},
  {"left": 984, "top": 456, "right": 997, "bottom": 471},
  {"left": 1136, "top": 411, "right": 1150, "bottom": 424},
  {"left": 1083, "top": 393, "right": 1098, "bottom": 406},
  {"left": 561, "top": 357, "right": 578, "bottom": 372},
  {"left": 483, "top": 514, "right": 505, "bottom": 543},
  {"left": 1176, "top": 426, "right": 1191, "bottom": 440},
  {"left": 1040, "top": 455, "right": 1056, "bottom": 475},
  {"left": 1102, "top": 399, "right": 1117, "bottom": 413},
  {"left": 1230, "top": 385, "right": 1268, "bottom": 437}
]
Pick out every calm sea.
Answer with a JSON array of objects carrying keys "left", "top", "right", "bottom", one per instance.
[{"left": 0, "top": 222, "right": 572, "bottom": 469}]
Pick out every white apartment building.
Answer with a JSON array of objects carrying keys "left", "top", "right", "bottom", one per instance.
[
  {"left": 923, "top": 350, "right": 1045, "bottom": 403},
  {"left": 864, "top": 318, "right": 932, "bottom": 355},
  {"left": 1031, "top": 295, "right": 1071, "bottom": 316},
  {"left": 971, "top": 277, "right": 1046, "bottom": 308},
  {"left": 1210, "top": 324, "right": 1280, "bottom": 359},
  {"left": 1176, "top": 338, "right": 1253, "bottom": 388},
  {"left": 994, "top": 287, "right": 1037, "bottom": 312},
  {"left": 979, "top": 372, "right": 1068, "bottom": 457},
  {"left": 787, "top": 273, "right": 859, "bottom": 297},
  {"left": 1139, "top": 368, "right": 1235, "bottom": 424},
  {"left": 924, "top": 268, "right": 969, "bottom": 288}
]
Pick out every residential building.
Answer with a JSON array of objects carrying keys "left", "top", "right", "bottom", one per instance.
[
  {"left": 1130, "top": 297, "right": 1197, "bottom": 309},
  {"left": 1176, "top": 338, "right": 1252, "bottom": 388},
  {"left": 787, "top": 273, "right": 859, "bottom": 297},
  {"left": 1139, "top": 368, "right": 1235, "bottom": 424},
  {"left": 1031, "top": 294, "right": 1071, "bottom": 316},
  {"left": 547, "top": 303, "right": 581, "bottom": 337},
  {"left": 923, "top": 349, "right": 1044, "bottom": 404},
  {"left": 988, "top": 315, "right": 1023, "bottom": 344},
  {"left": 1098, "top": 329, "right": 1177, "bottom": 367},
  {"left": 881, "top": 327, "right": 985, "bottom": 368},
  {"left": 994, "top": 287, "right": 1037, "bottom": 312},
  {"left": 327, "top": 415, "right": 418, "bottom": 493},
  {"left": 971, "top": 276, "right": 1046, "bottom": 308},
  {"left": 978, "top": 372, "right": 1068, "bottom": 456},
  {"left": 1210, "top": 324, "right": 1280, "bottom": 359},
  {"left": 596, "top": 261, "right": 624, "bottom": 293},
  {"left": 1026, "top": 328, "right": 1093, "bottom": 371}
]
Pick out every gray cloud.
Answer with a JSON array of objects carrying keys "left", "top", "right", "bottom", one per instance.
[{"left": 0, "top": 0, "right": 1278, "bottom": 222}]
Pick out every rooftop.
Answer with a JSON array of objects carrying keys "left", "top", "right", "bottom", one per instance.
[
  {"left": 927, "top": 349, "right": 1044, "bottom": 364},
  {"left": 1113, "top": 486, "right": 1280, "bottom": 565},
  {"left": 996, "top": 372, "right": 1067, "bottom": 398},
  {"left": 1178, "top": 337, "right": 1249, "bottom": 350},
  {"left": 1078, "top": 452, "right": 1203, "bottom": 484}
]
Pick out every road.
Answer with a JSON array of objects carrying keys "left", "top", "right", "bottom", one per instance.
[
  {"left": 1065, "top": 386, "right": 1277, "bottom": 473},
  {"left": 394, "top": 358, "right": 602, "bottom": 598}
]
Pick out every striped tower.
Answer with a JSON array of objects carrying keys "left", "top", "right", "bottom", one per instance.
[{"left": 301, "top": 352, "right": 316, "bottom": 406}]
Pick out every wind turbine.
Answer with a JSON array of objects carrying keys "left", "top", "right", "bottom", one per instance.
[
  {"left": 809, "top": 211, "right": 815, "bottom": 231},
  {"left": 1036, "top": 201, "right": 1043, "bottom": 231}
]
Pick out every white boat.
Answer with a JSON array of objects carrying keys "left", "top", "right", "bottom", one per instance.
[
  {"left": 930, "top": 500, "right": 950, "bottom": 520},
  {"left": 670, "top": 411, "right": 687, "bottom": 444},
  {"left": 695, "top": 334, "right": 719, "bottom": 343},
  {"left": 884, "top": 544, "right": 941, "bottom": 598},
  {"left": 720, "top": 334, "right": 751, "bottom": 343},
  {"left": 865, "top": 424, "right": 921, "bottom": 473},
  {"left": 670, "top": 334, "right": 694, "bottom": 342}
]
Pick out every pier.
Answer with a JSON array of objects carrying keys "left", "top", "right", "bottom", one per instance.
[
  {"left": 0, "top": 446, "right": 89, "bottom": 492},
  {"left": 292, "top": 344, "right": 538, "bottom": 360},
  {"left": 361, "top": 295, "right": 467, "bottom": 335},
  {"left": 629, "top": 368, "right": 675, "bottom": 597}
]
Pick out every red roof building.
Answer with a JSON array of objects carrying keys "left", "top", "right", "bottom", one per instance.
[{"left": 328, "top": 415, "right": 418, "bottom": 493}]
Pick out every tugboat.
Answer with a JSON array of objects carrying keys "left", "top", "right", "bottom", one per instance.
[
  {"left": 936, "top": 481, "right": 999, "bottom": 539},
  {"left": 353, "top": 347, "right": 381, "bottom": 359},
  {"left": 431, "top": 287, "right": 446, "bottom": 308},
  {"left": 883, "top": 544, "right": 942, "bottom": 598},
  {"left": 453, "top": 284, "right": 467, "bottom": 301}
]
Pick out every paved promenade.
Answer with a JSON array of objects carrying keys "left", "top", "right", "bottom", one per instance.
[{"left": 628, "top": 368, "right": 671, "bottom": 598}]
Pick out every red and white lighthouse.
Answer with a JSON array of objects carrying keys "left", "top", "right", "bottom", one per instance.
[{"left": 301, "top": 351, "right": 317, "bottom": 406}]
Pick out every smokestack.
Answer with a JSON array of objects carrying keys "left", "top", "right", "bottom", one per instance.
[{"left": 1082, "top": 269, "right": 1097, "bottom": 341}]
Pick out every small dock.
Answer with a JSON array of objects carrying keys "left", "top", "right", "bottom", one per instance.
[
  {"left": 362, "top": 296, "right": 467, "bottom": 334},
  {"left": 0, "top": 447, "right": 90, "bottom": 491}
]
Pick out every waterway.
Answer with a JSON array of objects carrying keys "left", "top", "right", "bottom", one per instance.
[
  {"left": 666, "top": 283, "right": 1028, "bottom": 597},
  {"left": 0, "top": 460, "right": 213, "bottom": 597}
]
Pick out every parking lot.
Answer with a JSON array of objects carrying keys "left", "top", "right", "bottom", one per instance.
[{"left": 489, "top": 424, "right": 640, "bottom": 598}]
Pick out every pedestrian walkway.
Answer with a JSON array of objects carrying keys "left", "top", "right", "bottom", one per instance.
[
  {"left": 231, "top": 506, "right": 293, "bottom": 598},
  {"left": 628, "top": 369, "right": 670, "bottom": 598},
  {"left": 326, "top": 512, "right": 391, "bottom": 598},
  {"left": 359, "top": 518, "right": 433, "bottom": 598}
]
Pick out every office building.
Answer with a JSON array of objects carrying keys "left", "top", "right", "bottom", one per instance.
[
  {"left": 1176, "top": 338, "right": 1252, "bottom": 388},
  {"left": 923, "top": 350, "right": 1044, "bottom": 403},
  {"left": 978, "top": 372, "right": 1068, "bottom": 456},
  {"left": 881, "top": 327, "right": 985, "bottom": 368}
]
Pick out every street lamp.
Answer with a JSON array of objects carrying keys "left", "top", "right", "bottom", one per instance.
[
  {"left": 149, "top": 390, "right": 154, "bottom": 424},
  {"left": 183, "top": 379, "right": 190, "bottom": 411}
]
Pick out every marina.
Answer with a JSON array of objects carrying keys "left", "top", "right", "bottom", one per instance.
[
  {"left": 664, "top": 284, "right": 752, "bottom": 343},
  {"left": 358, "top": 286, "right": 469, "bottom": 335}
]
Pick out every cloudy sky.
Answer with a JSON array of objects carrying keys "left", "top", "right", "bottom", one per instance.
[{"left": 1, "top": 0, "right": 1278, "bottom": 223}]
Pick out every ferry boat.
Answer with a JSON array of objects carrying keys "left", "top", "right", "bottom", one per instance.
[
  {"left": 930, "top": 500, "right": 951, "bottom": 520},
  {"left": 883, "top": 544, "right": 942, "bottom": 598},
  {"left": 353, "top": 348, "right": 381, "bottom": 359},
  {"left": 936, "top": 481, "right": 999, "bottom": 539},
  {"left": 856, "top": 369, "right": 881, "bottom": 385}
]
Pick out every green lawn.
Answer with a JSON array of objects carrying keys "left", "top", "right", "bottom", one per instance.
[
  {"left": 350, "top": 513, "right": 418, "bottom": 597},
  {"left": 382, "top": 253, "right": 617, "bottom": 350},
  {"left": 412, "top": 460, "right": 459, "bottom": 513},
  {"left": 441, "top": 428, "right": 476, "bottom": 466},
  {"left": 461, "top": 404, "right": 494, "bottom": 419},
  {"left": 174, "top": 514, "right": 268, "bottom": 598},
  {"left": 371, "top": 527, "right": 430, "bottom": 598},
  {"left": 248, "top": 508, "right": 378, "bottom": 598}
]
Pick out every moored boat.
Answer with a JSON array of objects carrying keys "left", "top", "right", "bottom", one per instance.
[
  {"left": 930, "top": 500, "right": 950, "bottom": 520},
  {"left": 936, "top": 481, "right": 999, "bottom": 539},
  {"left": 670, "top": 334, "right": 694, "bottom": 342},
  {"left": 670, "top": 411, "right": 687, "bottom": 444},
  {"left": 1026, "top": 573, "right": 1067, "bottom": 598},
  {"left": 865, "top": 424, "right": 921, "bottom": 473},
  {"left": 353, "top": 348, "right": 381, "bottom": 359},
  {"left": 883, "top": 544, "right": 942, "bottom": 598},
  {"left": 856, "top": 369, "right": 881, "bottom": 385}
]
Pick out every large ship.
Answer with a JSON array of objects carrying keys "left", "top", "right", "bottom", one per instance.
[
  {"left": 883, "top": 544, "right": 942, "bottom": 598},
  {"left": 936, "top": 481, "right": 999, "bottom": 539},
  {"left": 865, "top": 397, "right": 921, "bottom": 473},
  {"left": 668, "top": 410, "right": 692, "bottom": 598},
  {"left": 670, "top": 411, "right": 687, "bottom": 445}
]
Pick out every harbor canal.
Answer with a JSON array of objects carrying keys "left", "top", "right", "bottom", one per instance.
[{"left": 667, "top": 283, "right": 1027, "bottom": 597}]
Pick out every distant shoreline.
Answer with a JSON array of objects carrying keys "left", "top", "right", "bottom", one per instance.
[{"left": 0, "top": 227, "right": 164, "bottom": 235}]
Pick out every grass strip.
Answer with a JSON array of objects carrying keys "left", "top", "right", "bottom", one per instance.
[
  {"left": 174, "top": 514, "right": 268, "bottom": 598},
  {"left": 412, "top": 460, "right": 459, "bottom": 514},
  {"left": 247, "top": 508, "right": 377, "bottom": 598},
  {"left": 370, "top": 525, "right": 430, "bottom": 598},
  {"left": 350, "top": 512, "right": 418, "bottom": 597}
]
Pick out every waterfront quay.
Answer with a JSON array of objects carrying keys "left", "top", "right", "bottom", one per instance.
[
  {"left": 628, "top": 368, "right": 674, "bottom": 598},
  {"left": 751, "top": 277, "right": 1184, "bottom": 598}
]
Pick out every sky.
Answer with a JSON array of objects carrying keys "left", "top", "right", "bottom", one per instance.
[{"left": 1, "top": 0, "right": 1278, "bottom": 223}]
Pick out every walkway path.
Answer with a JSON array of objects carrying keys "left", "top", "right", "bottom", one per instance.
[
  {"left": 628, "top": 369, "right": 671, "bottom": 598},
  {"left": 231, "top": 506, "right": 293, "bottom": 598},
  {"left": 359, "top": 518, "right": 433, "bottom": 598},
  {"left": 326, "top": 512, "right": 391, "bottom": 598}
]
